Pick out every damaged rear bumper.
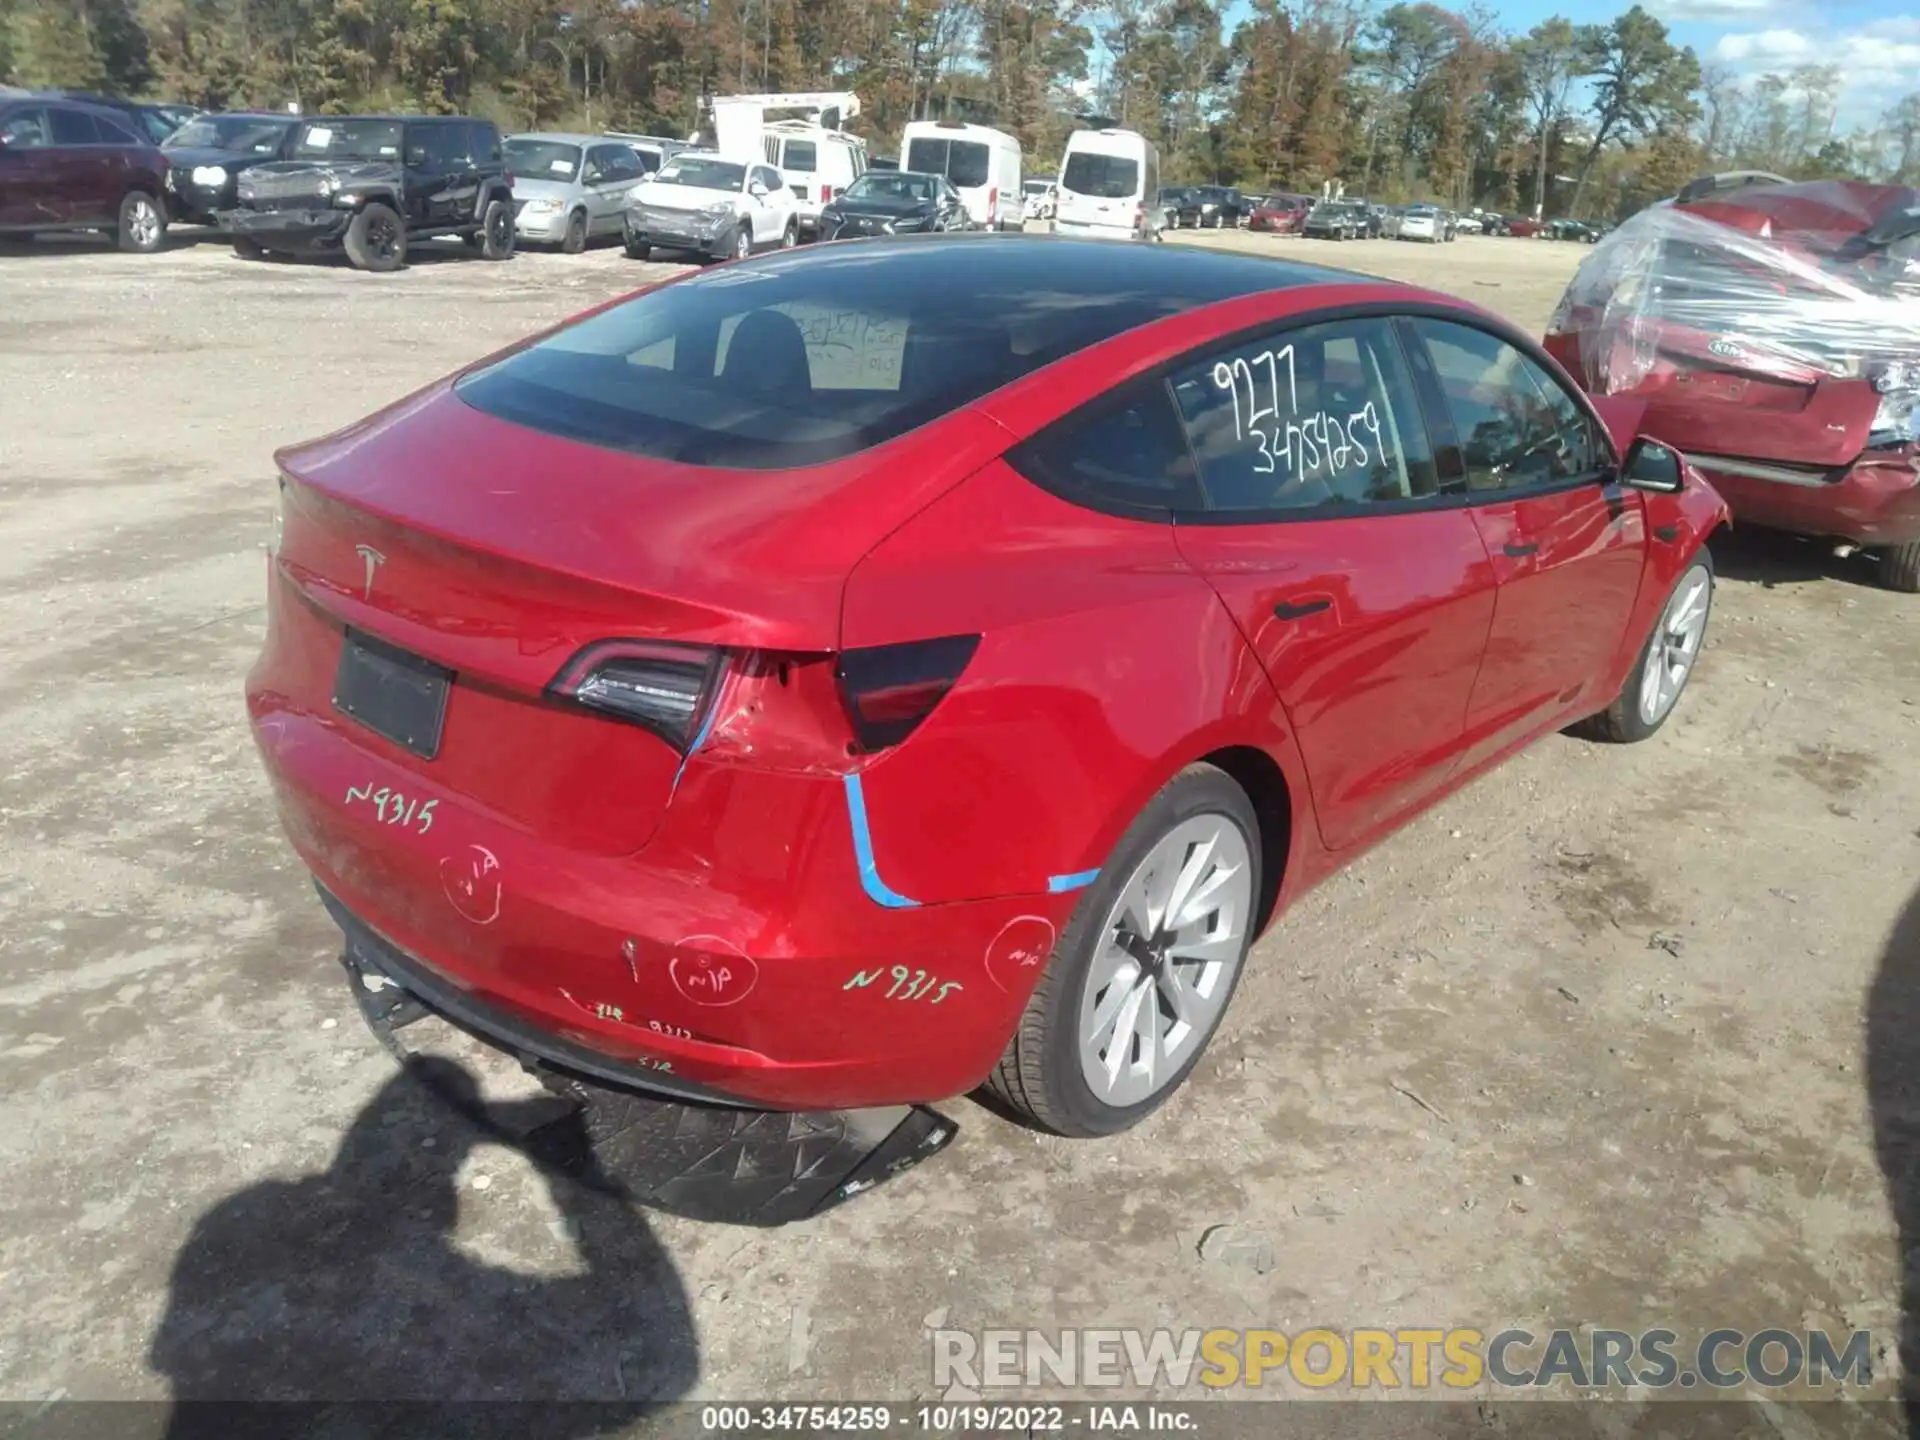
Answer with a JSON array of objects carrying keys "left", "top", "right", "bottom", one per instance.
[
  {"left": 1692, "top": 447, "right": 1920, "bottom": 547},
  {"left": 332, "top": 887, "right": 957, "bottom": 1225}
]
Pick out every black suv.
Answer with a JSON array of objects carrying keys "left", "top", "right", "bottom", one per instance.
[{"left": 223, "top": 115, "right": 514, "bottom": 271}]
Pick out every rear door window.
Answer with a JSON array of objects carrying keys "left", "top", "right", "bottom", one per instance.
[
  {"left": 1169, "top": 317, "right": 1439, "bottom": 514},
  {"left": 1062, "top": 151, "right": 1138, "bottom": 198},
  {"left": 48, "top": 108, "right": 100, "bottom": 145},
  {"left": 782, "top": 139, "right": 817, "bottom": 173}
]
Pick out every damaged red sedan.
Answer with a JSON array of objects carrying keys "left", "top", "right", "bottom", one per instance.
[
  {"left": 248, "top": 237, "right": 1726, "bottom": 1141},
  {"left": 1545, "top": 177, "right": 1920, "bottom": 591}
]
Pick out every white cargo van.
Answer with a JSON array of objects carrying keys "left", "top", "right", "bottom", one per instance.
[
  {"left": 1053, "top": 128, "right": 1160, "bottom": 241},
  {"left": 900, "top": 120, "right": 1023, "bottom": 230},
  {"left": 761, "top": 122, "right": 868, "bottom": 237}
]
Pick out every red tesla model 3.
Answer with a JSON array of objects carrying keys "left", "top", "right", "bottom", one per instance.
[{"left": 247, "top": 236, "right": 1727, "bottom": 1138}]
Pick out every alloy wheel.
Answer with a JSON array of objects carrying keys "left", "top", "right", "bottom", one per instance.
[
  {"left": 129, "top": 198, "right": 160, "bottom": 249},
  {"left": 734, "top": 227, "right": 751, "bottom": 259},
  {"left": 1076, "top": 815, "right": 1252, "bottom": 1108},
  {"left": 1639, "top": 566, "right": 1710, "bottom": 725}
]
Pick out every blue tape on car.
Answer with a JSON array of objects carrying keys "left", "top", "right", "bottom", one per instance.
[
  {"left": 670, "top": 702, "right": 722, "bottom": 792},
  {"left": 1047, "top": 869, "right": 1100, "bottom": 894},
  {"left": 843, "top": 773, "right": 921, "bottom": 910}
]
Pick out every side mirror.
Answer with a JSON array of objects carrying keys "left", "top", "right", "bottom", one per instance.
[
  {"left": 1623, "top": 437, "right": 1685, "bottom": 493},
  {"left": 748, "top": 180, "right": 767, "bottom": 197}
]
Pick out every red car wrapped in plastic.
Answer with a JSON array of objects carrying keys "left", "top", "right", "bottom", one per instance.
[{"left": 1544, "top": 178, "right": 1920, "bottom": 590}]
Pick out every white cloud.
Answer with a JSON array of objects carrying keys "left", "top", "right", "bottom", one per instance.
[
  {"left": 1712, "top": 23, "right": 1920, "bottom": 123},
  {"left": 1712, "top": 28, "right": 1814, "bottom": 62},
  {"left": 1648, "top": 0, "right": 1782, "bottom": 20}
]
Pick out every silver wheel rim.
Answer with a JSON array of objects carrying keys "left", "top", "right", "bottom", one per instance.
[
  {"left": 1639, "top": 564, "right": 1710, "bottom": 725},
  {"left": 782, "top": 227, "right": 795, "bottom": 248},
  {"left": 129, "top": 198, "right": 159, "bottom": 247},
  {"left": 735, "top": 229, "right": 750, "bottom": 258},
  {"left": 1077, "top": 815, "right": 1252, "bottom": 1108}
]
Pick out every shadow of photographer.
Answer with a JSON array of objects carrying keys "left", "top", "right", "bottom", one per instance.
[{"left": 150, "top": 1056, "right": 698, "bottom": 1431}]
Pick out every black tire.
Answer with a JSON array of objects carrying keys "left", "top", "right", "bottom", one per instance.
[
  {"left": 344, "top": 202, "right": 406, "bottom": 272},
  {"left": 231, "top": 234, "right": 270, "bottom": 261},
  {"left": 1575, "top": 548, "right": 1715, "bottom": 743},
  {"left": 478, "top": 197, "right": 515, "bottom": 260},
  {"left": 560, "top": 208, "right": 588, "bottom": 254},
  {"left": 1880, "top": 541, "right": 1920, "bottom": 593},
  {"left": 986, "top": 763, "right": 1261, "bottom": 1137},
  {"left": 623, "top": 232, "right": 652, "bottom": 261},
  {"left": 117, "top": 190, "right": 166, "bottom": 253}
]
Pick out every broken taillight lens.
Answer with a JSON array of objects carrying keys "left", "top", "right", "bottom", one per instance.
[
  {"left": 835, "top": 635, "right": 979, "bottom": 752},
  {"left": 550, "top": 640, "right": 727, "bottom": 752}
]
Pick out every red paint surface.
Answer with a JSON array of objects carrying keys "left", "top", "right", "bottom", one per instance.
[{"left": 247, "top": 273, "right": 1725, "bottom": 1111}]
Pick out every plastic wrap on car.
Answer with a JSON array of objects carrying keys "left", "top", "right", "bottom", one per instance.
[{"left": 1546, "top": 184, "right": 1920, "bottom": 443}]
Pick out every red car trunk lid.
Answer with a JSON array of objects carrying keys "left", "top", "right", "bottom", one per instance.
[{"left": 270, "top": 383, "right": 1010, "bottom": 854}]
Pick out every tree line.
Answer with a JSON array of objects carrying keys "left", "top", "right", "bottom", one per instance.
[{"left": 3, "top": 0, "right": 1916, "bottom": 220}]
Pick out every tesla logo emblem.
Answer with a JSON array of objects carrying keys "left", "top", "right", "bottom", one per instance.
[{"left": 354, "top": 545, "right": 385, "bottom": 600}]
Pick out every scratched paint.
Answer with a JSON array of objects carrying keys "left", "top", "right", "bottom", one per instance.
[
  {"left": 842, "top": 965, "right": 962, "bottom": 1004},
  {"left": 668, "top": 936, "right": 758, "bottom": 1007},
  {"left": 984, "top": 916, "right": 1056, "bottom": 993},
  {"left": 555, "top": 989, "right": 676, "bottom": 1071},
  {"left": 439, "top": 843, "right": 502, "bottom": 925}
]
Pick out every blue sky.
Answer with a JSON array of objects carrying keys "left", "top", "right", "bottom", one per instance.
[{"left": 1188, "top": 0, "right": 1920, "bottom": 129}]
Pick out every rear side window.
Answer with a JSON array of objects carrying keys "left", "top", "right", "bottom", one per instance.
[
  {"left": 782, "top": 139, "right": 817, "bottom": 172},
  {"left": 1169, "top": 318, "right": 1438, "bottom": 514},
  {"left": 1009, "top": 381, "right": 1201, "bottom": 516},
  {"left": 467, "top": 122, "right": 501, "bottom": 164},
  {"left": 1411, "top": 319, "right": 1603, "bottom": 492},
  {"left": 455, "top": 247, "right": 1200, "bottom": 469},
  {"left": 1062, "top": 151, "right": 1139, "bottom": 198}
]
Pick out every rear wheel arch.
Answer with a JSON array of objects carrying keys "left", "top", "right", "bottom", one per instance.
[{"left": 1198, "top": 744, "right": 1292, "bottom": 937}]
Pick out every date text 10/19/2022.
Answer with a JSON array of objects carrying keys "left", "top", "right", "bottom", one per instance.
[{"left": 696, "top": 1406, "right": 1198, "bottom": 1433}]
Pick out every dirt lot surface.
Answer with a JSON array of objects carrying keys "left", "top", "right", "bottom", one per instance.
[{"left": 3, "top": 225, "right": 1918, "bottom": 1417}]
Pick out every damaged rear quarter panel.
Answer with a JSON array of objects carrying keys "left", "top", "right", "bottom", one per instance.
[{"left": 839, "top": 457, "right": 1308, "bottom": 907}]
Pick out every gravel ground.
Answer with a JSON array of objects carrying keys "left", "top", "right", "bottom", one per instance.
[{"left": 1, "top": 224, "right": 1917, "bottom": 1416}]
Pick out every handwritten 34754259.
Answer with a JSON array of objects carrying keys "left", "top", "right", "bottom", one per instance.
[{"left": 1210, "top": 343, "right": 1386, "bottom": 483}]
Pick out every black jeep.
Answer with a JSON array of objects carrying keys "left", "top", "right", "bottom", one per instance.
[{"left": 223, "top": 115, "right": 515, "bottom": 271}]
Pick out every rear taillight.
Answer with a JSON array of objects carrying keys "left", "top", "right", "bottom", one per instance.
[
  {"left": 551, "top": 640, "right": 726, "bottom": 752},
  {"left": 835, "top": 635, "right": 979, "bottom": 752},
  {"left": 987, "top": 186, "right": 998, "bottom": 220},
  {"left": 821, "top": 183, "right": 832, "bottom": 202}
]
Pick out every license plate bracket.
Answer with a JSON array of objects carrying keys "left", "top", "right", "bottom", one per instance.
[{"left": 333, "top": 630, "right": 451, "bottom": 759}]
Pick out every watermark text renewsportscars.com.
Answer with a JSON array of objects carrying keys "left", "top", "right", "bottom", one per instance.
[{"left": 931, "top": 1327, "right": 1874, "bottom": 1392}]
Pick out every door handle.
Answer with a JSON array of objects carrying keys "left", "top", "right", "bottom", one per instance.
[
  {"left": 1273, "top": 598, "right": 1331, "bottom": 621},
  {"left": 1503, "top": 541, "right": 1539, "bottom": 558}
]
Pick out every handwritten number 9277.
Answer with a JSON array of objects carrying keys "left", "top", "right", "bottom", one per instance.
[{"left": 1211, "top": 344, "right": 1387, "bottom": 483}]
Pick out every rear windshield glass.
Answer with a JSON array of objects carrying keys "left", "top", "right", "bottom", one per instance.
[
  {"left": 455, "top": 244, "right": 1204, "bottom": 470},
  {"left": 1062, "top": 151, "right": 1139, "bottom": 199},
  {"left": 905, "top": 136, "right": 990, "bottom": 189}
]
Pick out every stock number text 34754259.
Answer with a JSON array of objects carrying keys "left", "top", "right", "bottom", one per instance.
[{"left": 1211, "top": 344, "right": 1386, "bottom": 481}]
